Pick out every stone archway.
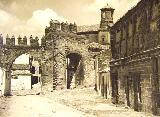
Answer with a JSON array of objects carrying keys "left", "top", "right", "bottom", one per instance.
[
  {"left": 66, "top": 53, "right": 84, "bottom": 89},
  {"left": 0, "top": 46, "right": 42, "bottom": 95}
]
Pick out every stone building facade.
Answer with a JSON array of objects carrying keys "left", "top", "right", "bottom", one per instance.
[
  {"left": 0, "top": 35, "right": 42, "bottom": 95},
  {"left": 110, "top": 0, "right": 160, "bottom": 115}
]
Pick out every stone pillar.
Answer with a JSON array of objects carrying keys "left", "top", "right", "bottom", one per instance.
[
  {"left": 83, "top": 57, "right": 95, "bottom": 87},
  {"left": 95, "top": 57, "right": 99, "bottom": 91},
  {"left": 107, "top": 71, "right": 111, "bottom": 98},
  {"left": 41, "top": 60, "right": 53, "bottom": 92},
  {"left": 4, "top": 69, "right": 11, "bottom": 96},
  {"left": 53, "top": 50, "right": 66, "bottom": 90},
  {"left": 151, "top": 56, "right": 159, "bottom": 115}
]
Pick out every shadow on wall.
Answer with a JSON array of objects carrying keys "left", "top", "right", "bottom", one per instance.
[
  {"left": 66, "top": 53, "right": 84, "bottom": 89},
  {"left": 75, "top": 60, "right": 85, "bottom": 86}
]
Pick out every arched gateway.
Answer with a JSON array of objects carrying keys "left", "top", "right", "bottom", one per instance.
[
  {"left": 0, "top": 20, "right": 107, "bottom": 95},
  {"left": 0, "top": 35, "right": 42, "bottom": 95}
]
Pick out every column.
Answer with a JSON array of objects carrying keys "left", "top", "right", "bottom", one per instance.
[{"left": 4, "top": 69, "right": 11, "bottom": 96}]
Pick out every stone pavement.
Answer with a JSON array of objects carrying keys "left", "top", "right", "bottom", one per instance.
[
  {"left": 0, "top": 95, "right": 92, "bottom": 117},
  {"left": 0, "top": 88, "right": 159, "bottom": 117},
  {"left": 44, "top": 87, "right": 158, "bottom": 117}
]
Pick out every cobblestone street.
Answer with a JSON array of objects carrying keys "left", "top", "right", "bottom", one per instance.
[{"left": 0, "top": 88, "right": 158, "bottom": 117}]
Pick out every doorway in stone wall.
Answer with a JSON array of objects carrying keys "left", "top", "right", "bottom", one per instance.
[
  {"left": 101, "top": 76, "right": 105, "bottom": 97},
  {"left": 152, "top": 57, "right": 160, "bottom": 115},
  {"left": 111, "top": 72, "right": 119, "bottom": 104},
  {"left": 66, "top": 53, "right": 82, "bottom": 89},
  {"left": 133, "top": 73, "right": 142, "bottom": 112},
  {"left": 125, "top": 76, "right": 130, "bottom": 107}
]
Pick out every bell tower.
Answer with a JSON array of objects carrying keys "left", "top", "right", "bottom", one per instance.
[{"left": 98, "top": 4, "right": 114, "bottom": 45}]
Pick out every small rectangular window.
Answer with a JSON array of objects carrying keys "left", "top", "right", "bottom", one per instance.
[{"left": 102, "top": 37, "right": 105, "bottom": 42}]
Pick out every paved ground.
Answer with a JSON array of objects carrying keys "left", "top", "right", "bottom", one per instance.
[
  {"left": 0, "top": 95, "right": 90, "bottom": 117},
  {"left": 0, "top": 88, "right": 159, "bottom": 117},
  {"left": 45, "top": 87, "right": 158, "bottom": 117}
]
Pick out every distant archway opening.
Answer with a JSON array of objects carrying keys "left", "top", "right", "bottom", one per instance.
[
  {"left": 10, "top": 53, "right": 41, "bottom": 94},
  {"left": 66, "top": 53, "right": 84, "bottom": 89}
]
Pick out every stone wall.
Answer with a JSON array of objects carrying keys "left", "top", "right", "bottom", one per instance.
[
  {"left": 77, "top": 31, "right": 98, "bottom": 43},
  {"left": 110, "top": 0, "right": 160, "bottom": 115},
  {"left": 114, "top": 59, "right": 153, "bottom": 112},
  {"left": 43, "top": 27, "right": 97, "bottom": 90}
]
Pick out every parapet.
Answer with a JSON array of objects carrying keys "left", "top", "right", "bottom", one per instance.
[
  {"left": 30, "top": 35, "right": 39, "bottom": 46},
  {"left": 18, "top": 35, "right": 27, "bottom": 45},
  {"left": 2, "top": 34, "right": 40, "bottom": 47},
  {"left": 61, "top": 22, "right": 69, "bottom": 32},
  {"left": 6, "top": 34, "right": 15, "bottom": 46},
  {"left": 69, "top": 22, "right": 77, "bottom": 33},
  {"left": 45, "top": 19, "right": 77, "bottom": 35}
]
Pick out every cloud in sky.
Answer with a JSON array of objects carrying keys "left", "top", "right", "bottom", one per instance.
[
  {"left": 0, "top": 0, "right": 140, "bottom": 38},
  {"left": 27, "top": 8, "right": 66, "bottom": 32},
  {"left": 0, "top": 0, "right": 140, "bottom": 64},
  {"left": 0, "top": 8, "right": 66, "bottom": 38}
]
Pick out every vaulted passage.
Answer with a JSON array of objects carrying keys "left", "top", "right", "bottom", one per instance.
[{"left": 66, "top": 53, "right": 83, "bottom": 89}]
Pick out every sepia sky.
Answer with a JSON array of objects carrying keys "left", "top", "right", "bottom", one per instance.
[{"left": 0, "top": 0, "right": 140, "bottom": 37}]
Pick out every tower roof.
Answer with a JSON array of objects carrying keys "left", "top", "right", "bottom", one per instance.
[{"left": 101, "top": 3, "right": 114, "bottom": 11}]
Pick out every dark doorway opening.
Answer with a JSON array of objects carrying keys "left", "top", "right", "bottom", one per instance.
[
  {"left": 133, "top": 73, "right": 141, "bottom": 111},
  {"left": 127, "top": 73, "right": 142, "bottom": 111},
  {"left": 101, "top": 76, "right": 105, "bottom": 97},
  {"left": 31, "top": 76, "right": 39, "bottom": 89},
  {"left": 125, "top": 76, "right": 130, "bottom": 107},
  {"left": 152, "top": 57, "right": 160, "bottom": 115},
  {"left": 66, "top": 53, "right": 82, "bottom": 89},
  {"left": 111, "top": 72, "right": 119, "bottom": 104}
]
